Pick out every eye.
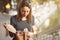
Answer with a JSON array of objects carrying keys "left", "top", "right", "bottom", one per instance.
[{"left": 22, "top": 10, "right": 25, "bottom": 12}]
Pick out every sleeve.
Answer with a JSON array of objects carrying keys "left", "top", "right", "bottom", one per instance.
[
  {"left": 31, "top": 16, "right": 35, "bottom": 32},
  {"left": 9, "top": 16, "right": 15, "bottom": 37},
  {"left": 31, "top": 16, "right": 34, "bottom": 26},
  {"left": 28, "top": 16, "right": 35, "bottom": 32},
  {"left": 10, "top": 16, "right": 15, "bottom": 26}
]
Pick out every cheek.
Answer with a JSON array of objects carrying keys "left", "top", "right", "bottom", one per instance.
[
  {"left": 21, "top": 9, "right": 24, "bottom": 14},
  {"left": 26, "top": 12, "right": 30, "bottom": 15},
  {"left": 21, "top": 11, "right": 24, "bottom": 15}
]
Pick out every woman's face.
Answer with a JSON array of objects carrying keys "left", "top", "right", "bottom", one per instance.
[{"left": 21, "top": 6, "right": 30, "bottom": 17}]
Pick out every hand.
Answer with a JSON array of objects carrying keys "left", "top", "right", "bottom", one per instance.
[
  {"left": 24, "top": 28, "right": 33, "bottom": 37},
  {"left": 3, "top": 23, "right": 16, "bottom": 33},
  {"left": 16, "top": 31, "right": 23, "bottom": 40},
  {"left": 3, "top": 23, "right": 7, "bottom": 28},
  {"left": 3, "top": 23, "right": 10, "bottom": 29},
  {"left": 16, "top": 31, "right": 21, "bottom": 36},
  {"left": 24, "top": 28, "right": 28, "bottom": 32},
  {"left": 28, "top": 32, "right": 34, "bottom": 37}
]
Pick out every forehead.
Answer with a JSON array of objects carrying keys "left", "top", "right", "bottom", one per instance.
[{"left": 21, "top": 6, "right": 30, "bottom": 11}]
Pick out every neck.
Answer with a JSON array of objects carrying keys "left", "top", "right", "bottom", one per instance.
[{"left": 22, "top": 17, "right": 27, "bottom": 21}]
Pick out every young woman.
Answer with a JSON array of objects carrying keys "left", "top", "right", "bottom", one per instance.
[{"left": 4, "top": 1, "right": 35, "bottom": 40}]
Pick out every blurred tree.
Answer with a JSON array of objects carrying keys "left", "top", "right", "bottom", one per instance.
[{"left": 32, "top": 0, "right": 48, "bottom": 5}]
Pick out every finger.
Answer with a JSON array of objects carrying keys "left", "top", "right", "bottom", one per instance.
[
  {"left": 24, "top": 28, "right": 28, "bottom": 32},
  {"left": 3, "top": 23, "right": 6, "bottom": 28}
]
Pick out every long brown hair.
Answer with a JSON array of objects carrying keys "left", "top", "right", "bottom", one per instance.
[{"left": 16, "top": 1, "right": 32, "bottom": 24}]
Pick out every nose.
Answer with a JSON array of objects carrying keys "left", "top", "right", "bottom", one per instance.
[{"left": 24, "top": 11, "right": 27, "bottom": 14}]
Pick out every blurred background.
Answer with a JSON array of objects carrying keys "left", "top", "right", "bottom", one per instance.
[{"left": 0, "top": 0, "right": 60, "bottom": 40}]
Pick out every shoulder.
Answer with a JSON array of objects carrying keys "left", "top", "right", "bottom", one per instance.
[
  {"left": 10, "top": 15, "right": 17, "bottom": 20},
  {"left": 31, "top": 15, "right": 34, "bottom": 25},
  {"left": 10, "top": 15, "right": 17, "bottom": 24},
  {"left": 11, "top": 15, "right": 16, "bottom": 19},
  {"left": 10, "top": 15, "right": 17, "bottom": 21},
  {"left": 32, "top": 15, "right": 34, "bottom": 21},
  {"left": 32, "top": 15, "right": 34, "bottom": 19}
]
